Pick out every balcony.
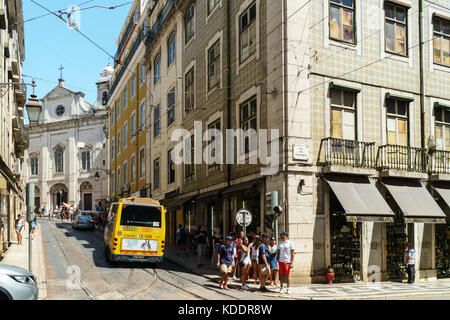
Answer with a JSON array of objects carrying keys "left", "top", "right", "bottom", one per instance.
[
  {"left": 319, "top": 138, "right": 377, "bottom": 175},
  {"left": 377, "top": 145, "right": 428, "bottom": 179},
  {"left": 429, "top": 150, "right": 450, "bottom": 181}
]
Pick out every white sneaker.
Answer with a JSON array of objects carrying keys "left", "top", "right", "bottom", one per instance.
[
  {"left": 285, "top": 288, "right": 291, "bottom": 295},
  {"left": 242, "top": 284, "right": 250, "bottom": 290},
  {"left": 232, "top": 276, "right": 237, "bottom": 281},
  {"left": 280, "top": 287, "right": 284, "bottom": 294}
]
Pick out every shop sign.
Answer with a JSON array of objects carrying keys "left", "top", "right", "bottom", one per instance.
[
  {"left": 236, "top": 209, "right": 252, "bottom": 227},
  {"left": 293, "top": 145, "right": 308, "bottom": 161}
]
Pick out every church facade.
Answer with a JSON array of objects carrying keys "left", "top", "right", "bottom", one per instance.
[{"left": 23, "top": 66, "right": 112, "bottom": 212}]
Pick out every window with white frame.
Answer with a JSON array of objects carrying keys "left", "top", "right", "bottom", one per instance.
[
  {"left": 131, "top": 112, "right": 137, "bottom": 137},
  {"left": 154, "top": 53, "right": 161, "bottom": 84},
  {"left": 123, "top": 86, "right": 128, "bottom": 109},
  {"left": 31, "top": 157, "right": 39, "bottom": 176},
  {"left": 208, "top": 119, "right": 221, "bottom": 169},
  {"left": 111, "top": 137, "right": 115, "bottom": 159},
  {"left": 124, "top": 122, "right": 128, "bottom": 148},
  {"left": 208, "top": 40, "right": 221, "bottom": 91},
  {"left": 185, "top": 4, "right": 195, "bottom": 43},
  {"left": 168, "top": 31, "right": 176, "bottom": 66},
  {"left": 131, "top": 75, "right": 136, "bottom": 97},
  {"left": 433, "top": 17, "right": 450, "bottom": 67},
  {"left": 139, "top": 149, "right": 145, "bottom": 178},
  {"left": 239, "top": 96, "right": 257, "bottom": 154},
  {"left": 435, "top": 106, "right": 450, "bottom": 150},
  {"left": 168, "top": 149, "right": 175, "bottom": 184},
  {"left": 139, "top": 63, "right": 146, "bottom": 86},
  {"left": 185, "top": 135, "right": 195, "bottom": 177},
  {"left": 385, "top": 2, "right": 408, "bottom": 56},
  {"left": 117, "top": 130, "right": 121, "bottom": 154},
  {"left": 330, "top": 89, "right": 356, "bottom": 140},
  {"left": 154, "top": 106, "right": 160, "bottom": 137},
  {"left": 131, "top": 156, "right": 136, "bottom": 183},
  {"left": 81, "top": 151, "right": 91, "bottom": 171},
  {"left": 154, "top": 158, "right": 160, "bottom": 189},
  {"left": 139, "top": 102, "right": 146, "bottom": 131},
  {"left": 55, "top": 148, "right": 64, "bottom": 173},
  {"left": 185, "top": 67, "right": 195, "bottom": 113},
  {"left": 167, "top": 89, "right": 176, "bottom": 126},
  {"left": 386, "top": 98, "right": 409, "bottom": 146},
  {"left": 329, "top": 0, "right": 355, "bottom": 43},
  {"left": 208, "top": 0, "right": 220, "bottom": 15},
  {"left": 239, "top": 1, "right": 257, "bottom": 63}
]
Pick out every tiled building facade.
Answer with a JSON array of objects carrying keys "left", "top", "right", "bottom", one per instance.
[{"left": 107, "top": 0, "right": 450, "bottom": 283}]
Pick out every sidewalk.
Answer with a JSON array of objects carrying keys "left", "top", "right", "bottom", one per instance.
[
  {"left": 0, "top": 220, "right": 47, "bottom": 300},
  {"left": 164, "top": 247, "right": 450, "bottom": 300}
]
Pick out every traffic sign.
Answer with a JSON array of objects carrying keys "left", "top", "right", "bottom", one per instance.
[{"left": 236, "top": 209, "right": 252, "bottom": 227}]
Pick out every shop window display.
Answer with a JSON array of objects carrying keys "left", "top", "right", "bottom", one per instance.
[
  {"left": 330, "top": 193, "right": 361, "bottom": 283},
  {"left": 386, "top": 212, "right": 407, "bottom": 280},
  {"left": 435, "top": 223, "right": 449, "bottom": 278}
]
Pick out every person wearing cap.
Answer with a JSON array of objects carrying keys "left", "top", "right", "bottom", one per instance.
[
  {"left": 258, "top": 233, "right": 271, "bottom": 292},
  {"left": 217, "top": 236, "right": 235, "bottom": 290},
  {"left": 277, "top": 231, "right": 295, "bottom": 294}
]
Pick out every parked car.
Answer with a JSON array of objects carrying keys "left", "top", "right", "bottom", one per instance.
[
  {"left": 0, "top": 264, "right": 38, "bottom": 300},
  {"left": 72, "top": 215, "right": 95, "bottom": 231}
]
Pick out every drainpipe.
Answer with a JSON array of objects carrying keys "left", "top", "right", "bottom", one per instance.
[
  {"left": 225, "top": 0, "right": 232, "bottom": 235},
  {"left": 419, "top": 0, "right": 425, "bottom": 150},
  {"left": 282, "top": 0, "right": 289, "bottom": 231}
]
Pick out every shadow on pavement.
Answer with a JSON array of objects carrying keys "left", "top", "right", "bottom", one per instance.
[{"left": 51, "top": 221, "right": 208, "bottom": 277}]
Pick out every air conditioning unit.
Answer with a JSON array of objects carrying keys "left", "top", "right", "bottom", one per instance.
[{"left": 123, "top": 184, "right": 130, "bottom": 192}]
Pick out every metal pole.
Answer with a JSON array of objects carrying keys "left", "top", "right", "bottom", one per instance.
[{"left": 26, "top": 184, "right": 35, "bottom": 272}]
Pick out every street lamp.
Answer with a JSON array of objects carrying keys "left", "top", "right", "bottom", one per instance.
[
  {"left": 94, "top": 172, "right": 100, "bottom": 182},
  {"left": 25, "top": 80, "right": 42, "bottom": 124}
]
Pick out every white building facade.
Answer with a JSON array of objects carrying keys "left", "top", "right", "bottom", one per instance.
[{"left": 23, "top": 67, "right": 111, "bottom": 212}]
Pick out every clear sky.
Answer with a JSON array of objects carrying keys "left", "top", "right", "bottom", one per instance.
[{"left": 22, "top": 0, "right": 132, "bottom": 110}]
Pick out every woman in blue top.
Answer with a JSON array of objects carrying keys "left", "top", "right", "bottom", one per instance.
[{"left": 268, "top": 237, "right": 279, "bottom": 286}]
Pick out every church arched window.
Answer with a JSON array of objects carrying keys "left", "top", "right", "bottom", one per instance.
[{"left": 102, "top": 91, "right": 108, "bottom": 105}]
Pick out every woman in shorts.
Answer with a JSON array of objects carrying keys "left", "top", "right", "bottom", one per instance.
[
  {"left": 250, "top": 235, "right": 260, "bottom": 284},
  {"left": 239, "top": 237, "right": 252, "bottom": 290},
  {"left": 15, "top": 214, "right": 25, "bottom": 245}
]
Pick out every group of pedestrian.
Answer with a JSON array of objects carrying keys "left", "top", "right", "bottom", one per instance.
[{"left": 216, "top": 229, "right": 295, "bottom": 294}]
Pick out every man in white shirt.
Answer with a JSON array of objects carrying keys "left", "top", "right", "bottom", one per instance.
[
  {"left": 405, "top": 241, "right": 416, "bottom": 284},
  {"left": 277, "top": 231, "right": 295, "bottom": 294}
]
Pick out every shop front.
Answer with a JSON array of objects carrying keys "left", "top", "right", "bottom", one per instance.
[
  {"left": 223, "top": 181, "right": 262, "bottom": 236},
  {"left": 428, "top": 186, "right": 450, "bottom": 278},
  {"left": 324, "top": 176, "right": 395, "bottom": 283},
  {"left": 382, "top": 179, "right": 447, "bottom": 281}
]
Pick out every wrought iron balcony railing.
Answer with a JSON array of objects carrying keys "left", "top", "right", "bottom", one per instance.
[
  {"left": 377, "top": 145, "right": 427, "bottom": 172},
  {"left": 320, "top": 138, "right": 376, "bottom": 168},
  {"left": 430, "top": 149, "right": 450, "bottom": 174}
]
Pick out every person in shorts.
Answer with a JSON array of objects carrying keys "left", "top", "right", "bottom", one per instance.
[
  {"left": 277, "top": 231, "right": 295, "bottom": 294},
  {"left": 217, "top": 236, "right": 235, "bottom": 290},
  {"left": 268, "top": 236, "right": 279, "bottom": 286},
  {"left": 239, "top": 237, "right": 252, "bottom": 290},
  {"left": 250, "top": 235, "right": 260, "bottom": 284},
  {"left": 194, "top": 225, "right": 209, "bottom": 267},
  {"left": 258, "top": 233, "right": 271, "bottom": 292}
]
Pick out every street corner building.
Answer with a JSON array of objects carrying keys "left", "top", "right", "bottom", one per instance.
[
  {"left": 105, "top": 0, "right": 450, "bottom": 284},
  {"left": 0, "top": 0, "right": 29, "bottom": 258},
  {"left": 22, "top": 66, "right": 111, "bottom": 214}
]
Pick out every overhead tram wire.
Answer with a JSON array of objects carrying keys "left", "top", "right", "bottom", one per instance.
[
  {"left": 20, "top": 0, "right": 96, "bottom": 25},
  {"left": 22, "top": 74, "right": 97, "bottom": 93}
]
